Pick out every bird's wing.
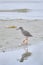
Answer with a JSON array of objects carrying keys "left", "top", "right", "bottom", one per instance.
[{"left": 23, "top": 30, "right": 32, "bottom": 36}]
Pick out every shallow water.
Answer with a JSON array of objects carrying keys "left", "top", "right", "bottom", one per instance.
[
  {"left": 0, "top": 2, "right": 43, "bottom": 19},
  {"left": 0, "top": 41, "right": 43, "bottom": 65}
]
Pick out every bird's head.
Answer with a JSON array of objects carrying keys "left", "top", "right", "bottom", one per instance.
[{"left": 16, "top": 27, "right": 23, "bottom": 30}]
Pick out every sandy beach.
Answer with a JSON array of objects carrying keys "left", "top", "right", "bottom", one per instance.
[
  {"left": 0, "top": 19, "right": 43, "bottom": 52},
  {"left": 0, "top": 19, "right": 43, "bottom": 65},
  {"left": 0, "top": 1, "right": 43, "bottom": 65}
]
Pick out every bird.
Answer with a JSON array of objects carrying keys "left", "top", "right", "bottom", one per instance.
[{"left": 17, "top": 27, "right": 32, "bottom": 45}]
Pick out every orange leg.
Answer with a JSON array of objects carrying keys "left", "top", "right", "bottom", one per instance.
[
  {"left": 21, "top": 37, "right": 29, "bottom": 52},
  {"left": 23, "top": 37, "right": 29, "bottom": 52},
  {"left": 18, "top": 38, "right": 28, "bottom": 47},
  {"left": 22, "top": 37, "right": 28, "bottom": 45}
]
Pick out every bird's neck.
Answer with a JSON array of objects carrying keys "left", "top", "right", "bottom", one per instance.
[{"left": 20, "top": 28, "right": 24, "bottom": 32}]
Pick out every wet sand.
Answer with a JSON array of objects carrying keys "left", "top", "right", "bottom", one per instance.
[
  {"left": 0, "top": 19, "right": 43, "bottom": 65},
  {"left": 0, "top": 19, "right": 43, "bottom": 52}
]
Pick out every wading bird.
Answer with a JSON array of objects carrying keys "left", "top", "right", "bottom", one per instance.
[{"left": 17, "top": 27, "right": 32, "bottom": 45}]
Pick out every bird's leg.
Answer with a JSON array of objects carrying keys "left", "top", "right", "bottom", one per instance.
[
  {"left": 22, "top": 37, "right": 28, "bottom": 45},
  {"left": 23, "top": 37, "right": 28, "bottom": 52},
  {"left": 24, "top": 37, "right": 28, "bottom": 45},
  {"left": 21, "top": 38, "right": 25, "bottom": 45}
]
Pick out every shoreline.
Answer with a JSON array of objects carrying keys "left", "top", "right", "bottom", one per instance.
[{"left": 0, "top": 19, "right": 43, "bottom": 21}]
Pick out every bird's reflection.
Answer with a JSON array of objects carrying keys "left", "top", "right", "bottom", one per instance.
[
  {"left": 17, "top": 36, "right": 32, "bottom": 62},
  {"left": 19, "top": 51, "right": 32, "bottom": 62},
  {"left": 18, "top": 45, "right": 32, "bottom": 62}
]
